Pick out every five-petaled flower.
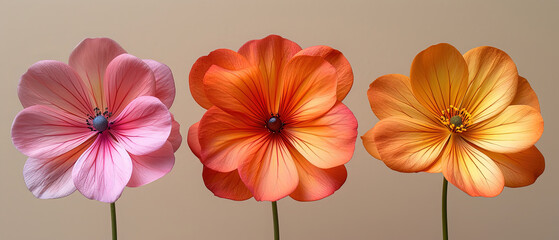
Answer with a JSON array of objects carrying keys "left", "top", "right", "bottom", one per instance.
[
  {"left": 362, "top": 43, "right": 544, "bottom": 197},
  {"left": 11, "top": 38, "right": 182, "bottom": 203},
  {"left": 188, "top": 35, "right": 358, "bottom": 201}
]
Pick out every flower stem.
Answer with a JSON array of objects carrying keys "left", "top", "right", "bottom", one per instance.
[
  {"left": 110, "top": 202, "right": 117, "bottom": 240},
  {"left": 271, "top": 201, "right": 280, "bottom": 240},
  {"left": 442, "top": 177, "right": 448, "bottom": 240}
]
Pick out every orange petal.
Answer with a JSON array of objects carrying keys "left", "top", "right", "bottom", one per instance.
[
  {"left": 461, "top": 46, "right": 518, "bottom": 123},
  {"left": 483, "top": 146, "right": 544, "bottom": 188},
  {"left": 198, "top": 107, "right": 267, "bottom": 172},
  {"left": 279, "top": 55, "right": 337, "bottom": 123},
  {"left": 511, "top": 76, "right": 540, "bottom": 112},
  {"left": 238, "top": 136, "right": 299, "bottom": 201},
  {"left": 187, "top": 121, "right": 202, "bottom": 159},
  {"left": 373, "top": 116, "right": 450, "bottom": 172},
  {"left": 289, "top": 149, "right": 347, "bottom": 201},
  {"left": 442, "top": 136, "right": 504, "bottom": 197},
  {"left": 368, "top": 74, "right": 436, "bottom": 123},
  {"left": 189, "top": 49, "right": 250, "bottom": 109},
  {"left": 463, "top": 105, "right": 543, "bottom": 153},
  {"left": 410, "top": 43, "right": 469, "bottom": 118},
  {"left": 361, "top": 126, "right": 381, "bottom": 160},
  {"left": 295, "top": 45, "right": 353, "bottom": 101},
  {"left": 202, "top": 167, "right": 253, "bottom": 201},
  {"left": 284, "top": 102, "right": 357, "bottom": 169}
]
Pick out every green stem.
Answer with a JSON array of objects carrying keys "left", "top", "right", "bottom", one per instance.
[
  {"left": 272, "top": 201, "right": 280, "bottom": 240},
  {"left": 442, "top": 177, "right": 448, "bottom": 240},
  {"left": 110, "top": 202, "right": 117, "bottom": 240}
]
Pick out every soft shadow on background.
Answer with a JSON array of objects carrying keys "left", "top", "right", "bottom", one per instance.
[{"left": 1, "top": 1, "right": 557, "bottom": 239}]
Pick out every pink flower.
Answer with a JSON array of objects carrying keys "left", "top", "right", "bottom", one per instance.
[{"left": 11, "top": 38, "right": 181, "bottom": 203}]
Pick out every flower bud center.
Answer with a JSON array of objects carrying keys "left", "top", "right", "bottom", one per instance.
[
  {"left": 449, "top": 115, "right": 463, "bottom": 127},
  {"left": 266, "top": 116, "right": 283, "bottom": 133},
  {"left": 93, "top": 115, "right": 109, "bottom": 132}
]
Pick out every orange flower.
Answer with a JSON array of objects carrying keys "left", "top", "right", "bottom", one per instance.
[
  {"left": 188, "top": 35, "right": 357, "bottom": 201},
  {"left": 362, "top": 44, "right": 544, "bottom": 197}
]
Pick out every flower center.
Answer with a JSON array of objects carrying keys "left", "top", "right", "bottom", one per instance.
[
  {"left": 440, "top": 105, "right": 471, "bottom": 133},
  {"left": 266, "top": 114, "right": 284, "bottom": 133},
  {"left": 87, "top": 107, "right": 113, "bottom": 133}
]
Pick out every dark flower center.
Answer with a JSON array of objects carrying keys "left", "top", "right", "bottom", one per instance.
[
  {"left": 86, "top": 107, "right": 113, "bottom": 133},
  {"left": 449, "top": 115, "right": 463, "bottom": 127},
  {"left": 266, "top": 114, "right": 284, "bottom": 133},
  {"left": 93, "top": 115, "right": 109, "bottom": 132}
]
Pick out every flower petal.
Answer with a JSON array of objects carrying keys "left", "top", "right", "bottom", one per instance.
[
  {"left": 111, "top": 96, "right": 171, "bottom": 156},
  {"left": 198, "top": 107, "right": 267, "bottom": 172},
  {"left": 168, "top": 114, "right": 182, "bottom": 152},
  {"left": 289, "top": 149, "right": 347, "bottom": 201},
  {"left": 410, "top": 43, "right": 469, "bottom": 118},
  {"left": 202, "top": 167, "right": 253, "bottom": 201},
  {"left": 144, "top": 59, "right": 176, "bottom": 109},
  {"left": 442, "top": 136, "right": 505, "bottom": 197},
  {"left": 12, "top": 105, "right": 96, "bottom": 159},
  {"left": 463, "top": 105, "right": 543, "bottom": 153},
  {"left": 511, "top": 76, "right": 540, "bottom": 112},
  {"left": 104, "top": 54, "right": 156, "bottom": 117},
  {"left": 483, "top": 146, "right": 544, "bottom": 188},
  {"left": 23, "top": 138, "right": 94, "bottom": 199},
  {"left": 368, "top": 74, "right": 436, "bottom": 123},
  {"left": 68, "top": 38, "right": 127, "bottom": 107},
  {"left": 127, "top": 141, "right": 175, "bottom": 187},
  {"left": 189, "top": 49, "right": 250, "bottom": 109},
  {"left": 18, "top": 60, "right": 94, "bottom": 117},
  {"left": 72, "top": 134, "right": 132, "bottom": 202},
  {"left": 279, "top": 55, "right": 338, "bottom": 123},
  {"left": 238, "top": 136, "right": 299, "bottom": 201},
  {"left": 361, "top": 126, "right": 381, "bottom": 160},
  {"left": 295, "top": 45, "right": 353, "bottom": 101},
  {"left": 373, "top": 116, "right": 450, "bottom": 172},
  {"left": 461, "top": 46, "right": 519, "bottom": 123},
  {"left": 284, "top": 102, "right": 357, "bottom": 168},
  {"left": 187, "top": 121, "right": 202, "bottom": 159}
]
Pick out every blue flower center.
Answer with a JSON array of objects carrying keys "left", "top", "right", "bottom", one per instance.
[{"left": 93, "top": 115, "right": 109, "bottom": 132}]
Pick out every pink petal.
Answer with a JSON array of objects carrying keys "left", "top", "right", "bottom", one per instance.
[
  {"left": 104, "top": 54, "right": 156, "bottom": 117},
  {"left": 12, "top": 105, "right": 96, "bottom": 159},
  {"left": 111, "top": 96, "right": 171, "bottom": 156},
  {"left": 187, "top": 121, "right": 202, "bottom": 159},
  {"left": 23, "top": 138, "right": 94, "bottom": 199},
  {"left": 168, "top": 114, "right": 182, "bottom": 152},
  {"left": 202, "top": 167, "right": 253, "bottom": 201},
  {"left": 127, "top": 141, "right": 175, "bottom": 187},
  {"left": 72, "top": 134, "right": 132, "bottom": 203},
  {"left": 18, "top": 60, "right": 94, "bottom": 117},
  {"left": 68, "top": 38, "right": 127, "bottom": 107},
  {"left": 143, "top": 59, "right": 176, "bottom": 109}
]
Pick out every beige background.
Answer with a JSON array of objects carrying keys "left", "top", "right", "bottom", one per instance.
[{"left": 1, "top": 0, "right": 557, "bottom": 239}]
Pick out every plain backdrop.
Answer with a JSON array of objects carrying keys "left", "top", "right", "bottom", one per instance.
[{"left": 1, "top": 0, "right": 557, "bottom": 239}]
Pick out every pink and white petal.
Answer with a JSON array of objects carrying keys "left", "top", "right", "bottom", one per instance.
[
  {"left": 23, "top": 137, "right": 95, "bottom": 199},
  {"left": 104, "top": 54, "right": 156, "bottom": 117},
  {"left": 484, "top": 146, "right": 544, "bottom": 188},
  {"left": 367, "top": 74, "right": 436, "bottom": 123},
  {"left": 68, "top": 38, "right": 127, "bottom": 107},
  {"left": 143, "top": 59, "right": 175, "bottom": 109},
  {"left": 295, "top": 45, "right": 354, "bottom": 101},
  {"left": 72, "top": 134, "right": 133, "bottom": 203},
  {"left": 187, "top": 121, "right": 202, "bottom": 159},
  {"left": 168, "top": 114, "right": 182, "bottom": 152},
  {"left": 462, "top": 46, "right": 519, "bottom": 123},
  {"left": 361, "top": 126, "right": 381, "bottom": 160},
  {"left": 410, "top": 43, "right": 469, "bottom": 118},
  {"left": 289, "top": 149, "right": 347, "bottom": 201},
  {"left": 442, "top": 136, "right": 505, "bottom": 197},
  {"left": 198, "top": 107, "right": 267, "bottom": 172},
  {"left": 511, "top": 76, "right": 540, "bottom": 112},
  {"left": 284, "top": 102, "right": 357, "bottom": 169},
  {"left": 279, "top": 55, "right": 338, "bottom": 123},
  {"left": 463, "top": 105, "right": 543, "bottom": 153},
  {"left": 202, "top": 167, "right": 253, "bottom": 201},
  {"left": 238, "top": 137, "right": 299, "bottom": 201},
  {"left": 19, "top": 60, "right": 94, "bottom": 117},
  {"left": 127, "top": 141, "right": 175, "bottom": 187},
  {"left": 373, "top": 116, "right": 450, "bottom": 172},
  {"left": 12, "top": 105, "right": 96, "bottom": 159},
  {"left": 189, "top": 49, "right": 251, "bottom": 109},
  {"left": 111, "top": 96, "right": 172, "bottom": 156}
]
